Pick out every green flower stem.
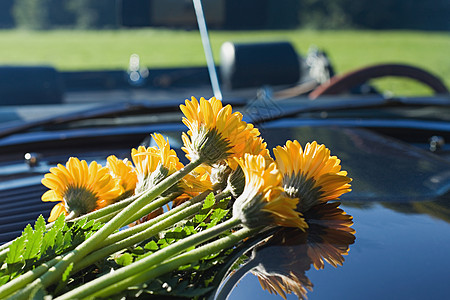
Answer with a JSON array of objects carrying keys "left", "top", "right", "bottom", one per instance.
[
  {"left": 91, "top": 209, "right": 122, "bottom": 224},
  {"left": 55, "top": 217, "right": 243, "bottom": 300},
  {"left": 10, "top": 158, "right": 203, "bottom": 300},
  {"left": 72, "top": 200, "right": 205, "bottom": 273},
  {"left": 104, "top": 187, "right": 229, "bottom": 246},
  {"left": 0, "top": 208, "right": 128, "bottom": 296},
  {"left": 121, "top": 192, "right": 183, "bottom": 225},
  {"left": 94, "top": 227, "right": 258, "bottom": 299},
  {"left": 72, "top": 189, "right": 231, "bottom": 273},
  {"left": 65, "top": 226, "right": 257, "bottom": 299},
  {"left": 69, "top": 193, "right": 139, "bottom": 224},
  {"left": 0, "top": 198, "right": 138, "bottom": 289}
]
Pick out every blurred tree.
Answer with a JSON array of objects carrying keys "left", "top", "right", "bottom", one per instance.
[
  {"left": 13, "top": 0, "right": 75, "bottom": 29},
  {"left": 298, "top": 0, "right": 354, "bottom": 29},
  {"left": 12, "top": 0, "right": 117, "bottom": 30},
  {"left": 297, "top": 0, "right": 449, "bottom": 30},
  {"left": 67, "top": 0, "right": 118, "bottom": 29},
  {"left": 10, "top": 0, "right": 450, "bottom": 30},
  {"left": 13, "top": 0, "right": 50, "bottom": 29}
]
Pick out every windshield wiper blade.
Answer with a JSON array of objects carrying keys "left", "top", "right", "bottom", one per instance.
[
  {"left": 0, "top": 100, "right": 179, "bottom": 139},
  {"left": 0, "top": 97, "right": 249, "bottom": 139},
  {"left": 247, "top": 94, "right": 450, "bottom": 125}
]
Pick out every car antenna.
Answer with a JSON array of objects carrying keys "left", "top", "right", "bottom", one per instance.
[{"left": 192, "top": 0, "right": 223, "bottom": 100}]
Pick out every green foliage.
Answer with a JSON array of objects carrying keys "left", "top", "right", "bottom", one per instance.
[
  {"left": 116, "top": 194, "right": 230, "bottom": 266},
  {"left": 193, "top": 193, "right": 217, "bottom": 225},
  {"left": 0, "top": 214, "right": 103, "bottom": 284},
  {"left": 115, "top": 253, "right": 134, "bottom": 267},
  {"left": 5, "top": 234, "right": 26, "bottom": 265},
  {"left": 348, "top": 0, "right": 450, "bottom": 31},
  {"left": 54, "top": 262, "right": 74, "bottom": 294},
  {"left": 61, "top": 262, "right": 74, "bottom": 282},
  {"left": 0, "top": 0, "right": 14, "bottom": 28},
  {"left": 144, "top": 240, "right": 159, "bottom": 251}
]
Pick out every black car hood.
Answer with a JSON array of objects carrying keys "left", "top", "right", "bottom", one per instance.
[
  {"left": 0, "top": 116, "right": 449, "bottom": 299},
  {"left": 261, "top": 124, "right": 450, "bottom": 202}
]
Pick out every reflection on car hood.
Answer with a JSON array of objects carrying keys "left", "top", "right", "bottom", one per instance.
[
  {"left": 228, "top": 202, "right": 450, "bottom": 299},
  {"left": 223, "top": 123, "right": 450, "bottom": 299}
]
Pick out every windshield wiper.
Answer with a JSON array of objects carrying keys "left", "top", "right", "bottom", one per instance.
[
  {"left": 0, "top": 98, "right": 249, "bottom": 139},
  {"left": 246, "top": 92, "right": 450, "bottom": 125},
  {"left": 0, "top": 100, "right": 181, "bottom": 139}
]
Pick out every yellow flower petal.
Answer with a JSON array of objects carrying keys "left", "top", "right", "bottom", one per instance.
[
  {"left": 107, "top": 155, "right": 137, "bottom": 193},
  {"left": 48, "top": 202, "right": 68, "bottom": 222},
  {"left": 41, "top": 157, "right": 124, "bottom": 220},
  {"left": 41, "top": 190, "right": 61, "bottom": 202},
  {"left": 273, "top": 140, "right": 352, "bottom": 212},
  {"left": 233, "top": 154, "right": 307, "bottom": 230},
  {"left": 180, "top": 96, "right": 261, "bottom": 165},
  {"left": 131, "top": 133, "right": 185, "bottom": 194}
]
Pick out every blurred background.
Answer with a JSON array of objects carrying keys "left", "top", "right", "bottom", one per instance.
[
  {"left": 1, "top": 0, "right": 449, "bottom": 31},
  {"left": 0, "top": 0, "right": 448, "bottom": 96}
]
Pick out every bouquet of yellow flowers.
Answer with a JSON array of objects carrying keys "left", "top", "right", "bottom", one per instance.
[{"left": 0, "top": 96, "right": 353, "bottom": 299}]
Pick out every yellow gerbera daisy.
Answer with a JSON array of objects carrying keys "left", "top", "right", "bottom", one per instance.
[
  {"left": 41, "top": 157, "right": 124, "bottom": 222},
  {"left": 233, "top": 154, "right": 308, "bottom": 230},
  {"left": 273, "top": 140, "right": 352, "bottom": 213},
  {"left": 180, "top": 96, "right": 257, "bottom": 165},
  {"left": 228, "top": 132, "right": 272, "bottom": 170},
  {"left": 131, "top": 133, "right": 185, "bottom": 194},
  {"left": 107, "top": 155, "right": 138, "bottom": 197}
]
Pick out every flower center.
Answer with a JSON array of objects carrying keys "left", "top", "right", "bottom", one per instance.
[
  {"left": 283, "top": 172, "right": 323, "bottom": 213},
  {"left": 64, "top": 185, "right": 98, "bottom": 215}
]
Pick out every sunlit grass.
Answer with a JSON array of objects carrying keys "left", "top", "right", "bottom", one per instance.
[{"left": 0, "top": 28, "right": 448, "bottom": 95}]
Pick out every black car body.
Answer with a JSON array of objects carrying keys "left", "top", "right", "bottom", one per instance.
[{"left": 0, "top": 34, "right": 449, "bottom": 299}]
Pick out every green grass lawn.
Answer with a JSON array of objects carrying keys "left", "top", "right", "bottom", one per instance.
[{"left": 0, "top": 29, "right": 449, "bottom": 95}]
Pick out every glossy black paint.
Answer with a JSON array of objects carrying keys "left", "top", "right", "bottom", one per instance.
[{"left": 0, "top": 81, "right": 449, "bottom": 299}]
